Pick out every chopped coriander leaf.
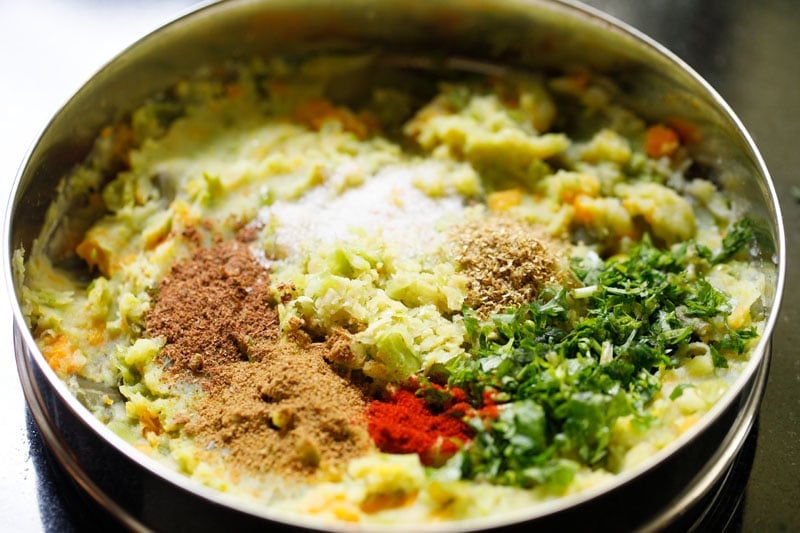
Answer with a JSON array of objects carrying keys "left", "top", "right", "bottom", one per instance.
[
  {"left": 713, "top": 219, "right": 754, "bottom": 264},
  {"left": 683, "top": 279, "right": 729, "bottom": 318},
  {"left": 669, "top": 383, "right": 694, "bottom": 400},
  {"left": 709, "top": 345, "right": 728, "bottom": 369},
  {"left": 444, "top": 230, "right": 753, "bottom": 489},
  {"left": 710, "top": 327, "right": 758, "bottom": 368}
]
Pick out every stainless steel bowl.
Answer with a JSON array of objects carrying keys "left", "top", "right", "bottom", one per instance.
[{"left": 4, "top": 0, "right": 785, "bottom": 531}]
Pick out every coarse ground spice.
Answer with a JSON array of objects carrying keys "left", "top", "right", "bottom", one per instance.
[
  {"left": 186, "top": 340, "right": 371, "bottom": 479},
  {"left": 452, "top": 216, "right": 565, "bottom": 316},
  {"left": 146, "top": 236, "right": 371, "bottom": 480},
  {"left": 367, "top": 387, "right": 473, "bottom": 467}
]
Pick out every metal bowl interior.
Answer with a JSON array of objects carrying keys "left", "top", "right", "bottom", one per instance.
[{"left": 4, "top": 0, "right": 785, "bottom": 530}]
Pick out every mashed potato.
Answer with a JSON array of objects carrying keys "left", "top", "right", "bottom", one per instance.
[{"left": 17, "top": 56, "right": 768, "bottom": 526}]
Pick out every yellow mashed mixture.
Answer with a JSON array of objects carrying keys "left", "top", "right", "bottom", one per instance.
[{"left": 16, "top": 55, "right": 768, "bottom": 526}]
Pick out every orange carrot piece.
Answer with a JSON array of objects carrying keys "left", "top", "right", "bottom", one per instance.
[
  {"left": 645, "top": 124, "right": 680, "bottom": 158},
  {"left": 293, "top": 98, "right": 370, "bottom": 140},
  {"left": 41, "top": 334, "right": 84, "bottom": 374},
  {"left": 573, "top": 195, "right": 595, "bottom": 224},
  {"left": 487, "top": 189, "right": 522, "bottom": 212},
  {"left": 75, "top": 235, "right": 111, "bottom": 277}
]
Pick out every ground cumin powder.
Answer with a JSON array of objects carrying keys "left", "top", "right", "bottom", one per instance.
[{"left": 146, "top": 238, "right": 370, "bottom": 480}]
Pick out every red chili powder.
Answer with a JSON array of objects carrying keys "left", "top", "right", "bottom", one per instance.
[
  {"left": 479, "top": 388, "right": 500, "bottom": 419},
  {"left": 367, "top": 389, "right": 473, "bottom": 467}
]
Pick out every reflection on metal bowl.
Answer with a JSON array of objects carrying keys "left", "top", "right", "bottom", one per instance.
[{"left": 4, "top": 0, "right": 785, "bottom": 531}]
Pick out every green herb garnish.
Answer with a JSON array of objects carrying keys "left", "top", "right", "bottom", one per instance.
[
  {"left": 443, "top": 224, "right": 756, "bottom": 490},
  {"left": 669, "top": 383, "right": 694, "bottom": 400},
  {"left": 712, "top": 219, "right": 754, "bottom": 264}
]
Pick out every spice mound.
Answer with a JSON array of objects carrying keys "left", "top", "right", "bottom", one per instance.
[
  {"left": 147, "top": 239, "right": 280, "bottom": 375},
  {"left": 453, "top": 216, "right": 565, "bottom": 316},
  {"left": 148, "top": 238, "right": 370, "bottom": 479},
  {"left": 368, "top": 384, "right": 474, "bottom": 467}
]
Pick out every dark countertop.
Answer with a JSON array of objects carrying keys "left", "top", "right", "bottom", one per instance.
[{"left": 1, "top": 1, "right": 797, "bottom": 530}]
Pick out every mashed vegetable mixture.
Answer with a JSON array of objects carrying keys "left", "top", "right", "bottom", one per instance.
[{"left": 17, "top": 56, "right": 768, "bottom": 525}]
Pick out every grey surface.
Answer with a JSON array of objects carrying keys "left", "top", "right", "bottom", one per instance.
[{"left": 0, "top": 0, "right": 797, "bottom": 531}]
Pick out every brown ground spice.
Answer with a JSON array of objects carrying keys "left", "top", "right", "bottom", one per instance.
[
  {"left": 452, "top": 216, "right": 566, "bottom": 315},
  {"left": 185, "top": 341, "right": 371, "bottom": 479},
  {"left": 146, "top": 237, "right": 370, "bottom": 480},
  {"left": 146, "top": 239, "right": 279, "bottom": 374}
]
